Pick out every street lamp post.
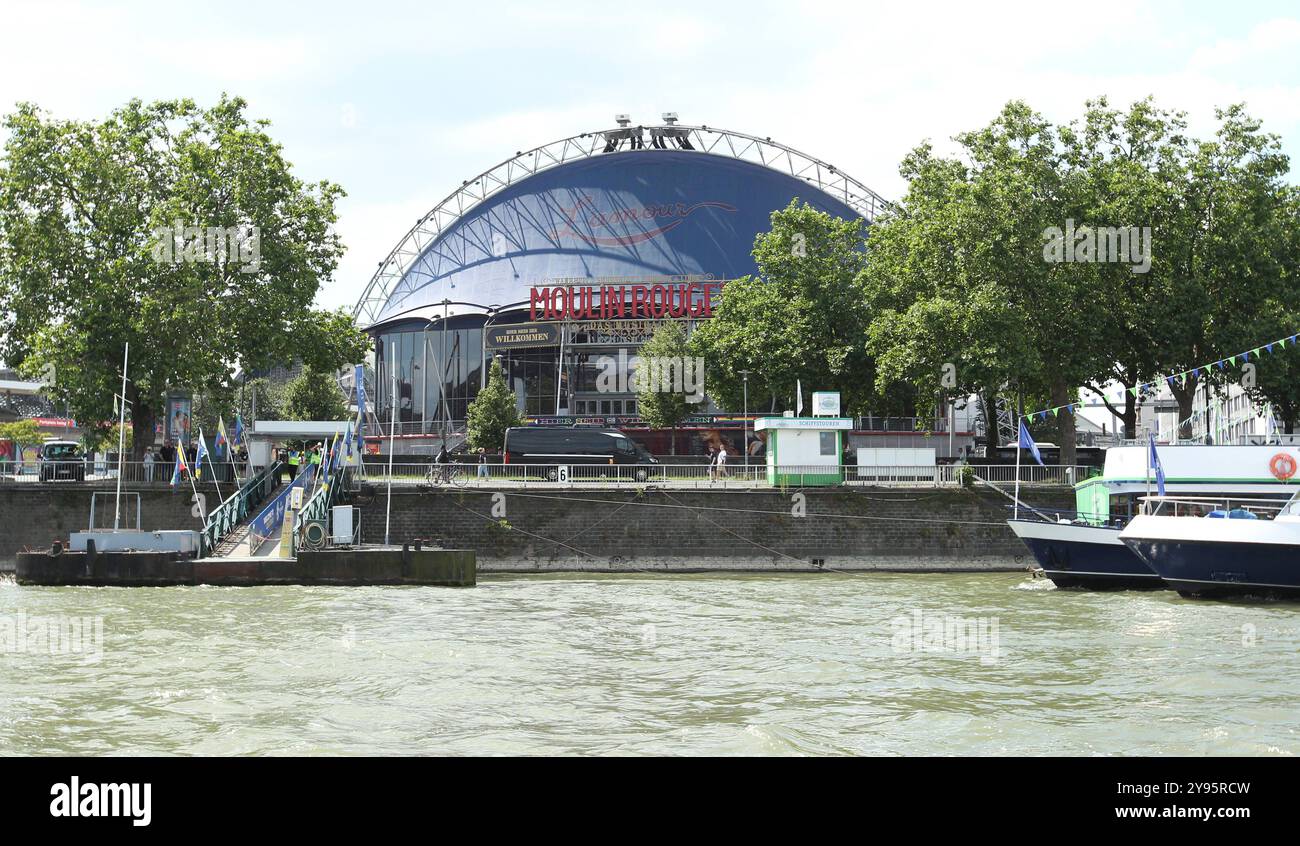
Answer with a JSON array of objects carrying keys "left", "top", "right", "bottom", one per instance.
[
  {"left": 739, "top": 370, "right": 750, "bottom": 468},
  {"left": 480, "top": 306, "right": 500, "bottom": 390},
  {"left": 440, "top": 298, "right": 450, "bottom": 446}
]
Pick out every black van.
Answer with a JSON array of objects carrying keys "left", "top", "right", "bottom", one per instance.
[{"left": 503, "top": 427, "right": 657, "bottom": 481}]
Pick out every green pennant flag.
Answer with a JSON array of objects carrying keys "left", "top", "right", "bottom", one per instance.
[
  {"left": 1050, "top": 407, "right": 1059, "bottom": 417},
  {"left": 1129, "top": 386, "right": 1139, "bottom": 397},
  {"left": 1253, "top": 347, "right": 1261, "bottom": 357}
]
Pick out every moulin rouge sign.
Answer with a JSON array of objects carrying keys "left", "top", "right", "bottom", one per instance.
[{"left": 529, "top": 281, "right": 726, "bottom": 321}]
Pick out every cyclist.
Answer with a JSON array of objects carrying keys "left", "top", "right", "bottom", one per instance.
[{"left": 434, "top": 443, "right": 451, "bottom": 483}]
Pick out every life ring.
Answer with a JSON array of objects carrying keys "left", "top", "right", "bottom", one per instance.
[{"left": 1269, "top": 452, "right": 1296, "bottom": 481}]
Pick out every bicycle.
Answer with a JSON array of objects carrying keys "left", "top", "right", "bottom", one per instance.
[{"left": 424, "top": 461, "right": 467, "bottom": 487}]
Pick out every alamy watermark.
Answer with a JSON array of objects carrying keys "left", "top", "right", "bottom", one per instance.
[
  {"left": 1, "top": 612, "right": 104, "bottom": 663},
  {"left": 891, "top": 609, "right": 1000, "bottom": 665},
  {"left": 1042, "top": 219, "right": 1150, "bottom": 273},
  {"left": 150, "top": 221, "right": 261, "bottom": 273},
  {"left": 594, "top": 349, "right": 705, "bottom": 403}
]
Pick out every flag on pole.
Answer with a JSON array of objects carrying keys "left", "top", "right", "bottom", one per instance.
[
  {"left": 796, "top": 379, "right": 804, "bottom": 416},
  {"left": 195, "top": 431, "right": 211, "bottom": 480},
  {"left": 170, "top": 448, "right": 189, "bottom": 488},
  {"left": 234, "top": 413, "right": 245, "bottom": 447},
  {"left": 1018, "top": 419, "right": 1044, "bottom": 466},
  {"left": 355, "top": 364, "right": 368, "bottom": 419},
  {"left": 1147, "top": 433, "right": 1167, "bottom": 496},
  {"left": 344, "top": 421, "right": 354, "bottom": 458},
  {"left": 215, "top": 417, "right": 229, "bottom": 458}
]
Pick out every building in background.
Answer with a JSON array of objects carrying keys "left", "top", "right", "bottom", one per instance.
[{"left": 353, "top": 116, "right": 895, "bottom": 455}]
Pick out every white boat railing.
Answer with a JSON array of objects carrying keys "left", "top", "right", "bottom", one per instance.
[{"left": 1135, "top": 494, "right": 1291, "bottom": 518}]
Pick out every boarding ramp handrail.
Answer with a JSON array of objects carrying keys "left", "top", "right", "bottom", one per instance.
[
  {"left": 292, "top": 466, "right": 352, "bottom": 555},
  {"left": 199, "top": 461, "right": 283, "bottom": 557}
]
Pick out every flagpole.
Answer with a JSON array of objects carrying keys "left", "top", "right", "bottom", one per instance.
[
  {"left": 113, "top": 342, "right": 129, "bottom": 531},
  {"left": 200, "top": 428, "right": 224, "bottom": 504},
  {"left": 1145, "top": 434, "right": 1152, "bottom": 515},
  {"left": 1014, "top": 417, "right": 1022, "bottom": 521},
  {"left": 185, "top": 452, "right": 204, "bottom": 523},
  {"left": 223, "top": 419, "right": 242, "bottom": 486},
  {"left": 385, "top": 343, "right": 397, "bottom": 546}
]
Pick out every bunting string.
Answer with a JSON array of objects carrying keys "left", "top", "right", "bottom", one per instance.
[{"left": 1021, "top": 331, "right": 1300, "bottom": 422}]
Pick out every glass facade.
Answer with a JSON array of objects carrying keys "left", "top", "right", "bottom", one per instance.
[
  {"left": 374, "top": 314, "right": 701, "bottom": 424},
  {"left": 374, "top": 316, "right": 570, "bottom": 424},
  {"left": 374, "top": 319, "right": 486, "bottom": 426}
]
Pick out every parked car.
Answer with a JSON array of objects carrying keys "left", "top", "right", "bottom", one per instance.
[{"left": 38, "top": 440, "right": 86, "bottom": 482}]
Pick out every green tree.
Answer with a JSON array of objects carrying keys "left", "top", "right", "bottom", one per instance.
[
  {"left": 1158, "top": 106, "right": 1294, "bottom": 437},
  {"left": 1240, "top": 190, "right": 1300, "bottom": 433},
  {"left": 0, "top": 96, "right": 368, "bottom": 458},
  {"left": 863, "top": 102, "right": 1103, "bottom": 462},
  {"left": 0, "top": 418, "right": 42, "bottom": 464},
  {"left": 83, "top": 421, "right": 133, "bottom": 455},
  {"left": 465, "top": 358, "right": 521, "bottom": 451},
  {"left": 465, "top": 358, "right": 520, "bottom": 449},
  {"left": 691, "top": 200, "right": 872, "bottom": 416},
  {"left": 637, "top": 321, "right": 697, "bottom": 454},
  {"left": 283, "top": 366, "right": 348, "bottom": 421}
]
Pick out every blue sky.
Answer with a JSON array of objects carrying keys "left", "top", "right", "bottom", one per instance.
[{"left": 4, "top": 0, "right": 1299, "bottom": 311}]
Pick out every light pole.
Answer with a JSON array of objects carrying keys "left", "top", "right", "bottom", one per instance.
[
  {"left": 481, "top": 305, "right": 500, "bottom": 390},
  {"left": 739, "top": 370, "right": 750, "bottom": 468},
  {"left": 440, "top": 298, "right": 450, "bottom": 446}
]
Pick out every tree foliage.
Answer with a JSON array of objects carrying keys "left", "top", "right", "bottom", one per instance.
[
  {"left": 862, "top": 97, "right": 1297, "bottom": 451},
  {"left": 465, "top": 358, "right": 520, "bottom": 451},
  {"left": 691, "top": 200, "right": 873, "bottom": 415},
  {"left": 283, "top": 366, "right": 348, "bottom": 421},
  {"left": 0, "top": 96, "right": 368, "bottom": 457}
]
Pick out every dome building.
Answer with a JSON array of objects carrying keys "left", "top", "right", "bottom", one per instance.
[{"left": 354, "top": 116, "right": 885, "bottom": 453}]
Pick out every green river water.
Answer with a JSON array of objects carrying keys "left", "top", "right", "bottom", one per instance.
[{"left": 1, "top": 572, "right": 1297, "bottom": 755}]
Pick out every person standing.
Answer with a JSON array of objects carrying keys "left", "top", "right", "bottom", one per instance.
[
  {"left": 716, "top": 444, "right": 729, "bottom": 479},
  {"left": 477, "top": 447, "right": 489, "bottom": 480},
  {"left": 143, "top": 449, "right": 156, "bottom": 482},
  {"left": 287, "top": 448, "right": 299, "bottom": 480}
]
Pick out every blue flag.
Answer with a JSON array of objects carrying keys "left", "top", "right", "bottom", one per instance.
[
  {"left": 195, "top": 431, "right": 210, "bottom": 480},
  {"left": 344, "top": 422, "right": 354, "bottom": 458},
  {"left": 354, "top": 364, "right": 367, "bottom": 420},
  {"left": 234, "top": 413, "right": 245, "bottom": 447},
  {"left": 1148, "top": 433, "right": 1166, "bottom": 496},
  {"left": 1018, "top": 419, "right": 1044, "bottom": 466}
]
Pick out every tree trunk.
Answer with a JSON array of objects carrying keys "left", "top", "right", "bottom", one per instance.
[
  {"left": 979, "top": 390, "right": 999, "bottom": 452},
  {"left": 1123, "top": 391, "right": 1137, "bottom": 440},
  {"left": 129, "top": 384, "right": 156, "bottom": 461},
  {"left": 1170, "top": 379, "right": 1196, "bottom": 441},
  {"left": 1051, "top": 378, "right": 1076, "bottom": 467}
]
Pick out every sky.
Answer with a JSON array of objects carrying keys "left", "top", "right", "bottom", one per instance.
[{"left": 3, "top": 0, "right": 1299, "bottom": 313}]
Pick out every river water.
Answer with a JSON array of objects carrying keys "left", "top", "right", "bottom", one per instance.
[{"left": 1, "top": 572, "right": 1297, "bottom": 756}]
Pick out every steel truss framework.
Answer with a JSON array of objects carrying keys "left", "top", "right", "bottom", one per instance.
[{"left": 352, "top": 123, "right": 890, "bottom": 327}]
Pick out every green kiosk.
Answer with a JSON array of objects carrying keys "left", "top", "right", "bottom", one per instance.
[{"left": 755, "top": 412, "right": 854, "bottom": 486}]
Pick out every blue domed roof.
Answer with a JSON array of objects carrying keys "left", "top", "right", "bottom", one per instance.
[{"left": 373, "top": 149, "right": 866, "bottom": 325}]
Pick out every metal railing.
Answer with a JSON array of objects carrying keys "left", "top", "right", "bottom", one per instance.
[
  {"left": 1137, "top": 494, "right": 1291, "bottom": 519},
  {"left": 0, "top": 459, "right": 254, "bottom": 485},
  {"left": 291, "top": 467, "right": 352, "bottom": 555},
  {"left": 199, "top": 462, "right": 283, "bottom": 557},
  {"left": 355, "top": 461, "right": 1089, "bottom": 489}
]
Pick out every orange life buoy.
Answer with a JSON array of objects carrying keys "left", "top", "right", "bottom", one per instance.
[{"left": 1269, "top": 452, "right": 1296, "bottom": 481}]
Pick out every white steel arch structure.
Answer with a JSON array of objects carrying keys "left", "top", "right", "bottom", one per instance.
[{"left": 352, "top": 122, "right": 890, "bottom": 327}]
